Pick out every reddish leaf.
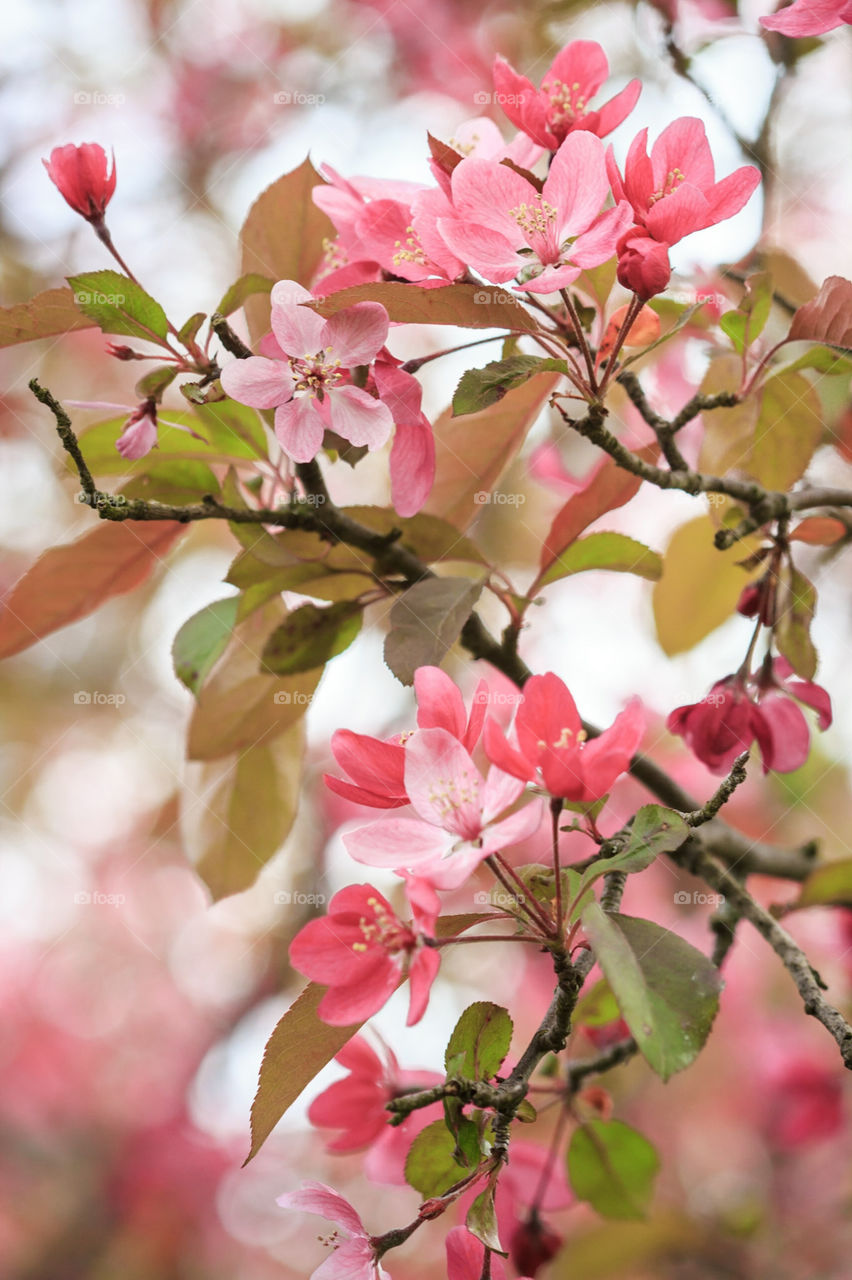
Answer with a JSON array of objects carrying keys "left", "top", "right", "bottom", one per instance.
[
  {"left": 788, "top": 276, "right": 852, "bottom": 349},
  {"left": 310, "top": 281, "right": 543, "bottom": 335},
  {"left": 790, "top": 517, "right": 846, "bottom": 546},
  {"left": 0, "top": 521, "right": 185, "bottom": 659},
  {"left": 0, "top": 286, "right": 95, "bottom": 348}
]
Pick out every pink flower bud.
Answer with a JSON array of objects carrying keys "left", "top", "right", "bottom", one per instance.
[
  {"left": 510, "top": 1213, "right": 563, "bottom": 1277},
  {"left": 43, "top": 143, "right": 116, "bottom": 224}
]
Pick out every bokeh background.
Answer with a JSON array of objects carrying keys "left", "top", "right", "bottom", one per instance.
[{"left": 2, "top": 0, "right": 852, "bottom": 1275}]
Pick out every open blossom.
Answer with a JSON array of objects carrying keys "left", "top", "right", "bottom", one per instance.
[
  {"left": 43, "top": 142, "right": 116, "bottom": 223},
  {"left": 606, "top": 118, "right": 760, "bottom": 298},
  {"left": 324, "top": 665, "right": 489, "bottom": 809},
  {"left": 434, "top": 131, "right": 631, "bottom": 294},
  {"left": 483, "top": 673, "right": 644, "bottom": 803},
  {"left": 667, "top": 659, "right": 832, "bottom": 775},
  {"left": 289, "top": 883, "right": 439, "bottom": 1026},
  {"left": 219, "top": 280, "right": 393, "bottom": 463},
  {"left": 493, "top": 41, "right": 641, "bottom": 150},
  {"left": 760, "top": 0, "right": 852, "bottom": 34},
  {"left": 435, "top": 131, "right": 630, "bottom": 294},
  {"left": 343, "top": 728, "right": 544, "bottom": 899},
  {"left": 276, "top": 1182, "right": 390, "bottom": 1280}
]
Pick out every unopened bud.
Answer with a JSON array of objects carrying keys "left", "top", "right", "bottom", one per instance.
[{"left": 510, "top": 1212, "right": 563, "bottom": 1276}]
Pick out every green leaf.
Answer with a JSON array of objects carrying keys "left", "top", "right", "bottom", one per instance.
[
  {"left": 246, "top": 983, "right": 365, "bottom": 1163},
  {"left": 67, "top": 269, "right": 170, "bottom": 346},
  {"left": 182, "top": 721, "right": 305, "bottom": 900},
  {"left": 73, "top": 399, "right": 266, "bottom": 473},
  {"left": 0, "top": 286, "right": 96, "bottom": 347},
  {"left": 537, "top": 532, "right": 662, "bottom": 589},
  {"left": 178, "top": 311, "right": 207, "bottom": 344},
  {"left": 239, "top": 157, "right": 334, "bottom": 342},
  {"left": 0, "top": 521, "right": 185, "bottom": 660},
  {"left": 697, "top": 355, "right": 761, "bottom": 478},
  {"left": 406, "top": 1119, "right": 482, "bottom": 1196},
  {"left": 216, "top": 273, "right": 274, "bottom": 317},
  {"left": 261, "top": 601, "right": 363, "bottom": 675},
  {"left": 581, "top": 908, "right": 722, "bottom": 1081},
  {"left": 120, "top": 459, "right": 220, "bottom": 505},
  {"left": 719, "top": 310, "right": 747, "bottom": 354},
  {"left": 444, "top": 1002, "right": 513, "bottom": 1081},
  {"left": 452, "top": 356, "right": 567, "bottom": 416},
  {"left": 750, "top": 370, "right": 822, "bottom": 490},
  {"left": 384, "top": 576, "right": 484, "bottom": 685},
  {"left": 134, "top": 365, "right": 178, "bottom": 400},
  {"left": 775, "top": 564, "right": 818, "bottom": 680},
  {"left": 790, "top": 859, "right": 852, "bottom": 910},
  {"left": 573, "top": 979, "right": 621, "bottom": 1029},
  {"left": 341, "top": 506, "right": 487, "bottom": 566},
  {"left": 568, "top": 1120, "right": 660, "bottom": 1220},
  {"left": 579, "top": 806, "right": 690, "bottom": 891},
  {"left": 720, "top": 272, "right": 772, "bottom": 354},
  {"left": 172, "top": 597, "right": 239, "bottom": 696},
  {"left": 310, "top": 281, "right": 543, "bottom": 334},
  {"left": 466, "top": 1184, "right": 505, "bottom": 1254}
]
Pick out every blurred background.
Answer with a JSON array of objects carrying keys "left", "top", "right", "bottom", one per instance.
[{"left": 2, "top": 0, "right": 852, "bottom": 1275}]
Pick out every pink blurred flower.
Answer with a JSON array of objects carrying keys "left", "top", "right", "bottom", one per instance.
[
  {"left": 607, "top": 118, "right": 760, "bottom": 298},
  {"left": 492, "top": 42, "right": 641, "bottom": 151},
  {"left": 219, "top": 280, "right": 393, "bottom": 463},
  {"left": 288, "top": 884, "right": 439, "bottom": 1026},
  {"left": 436, "top": 132, "right": 631, "bottom": 294},
  {"left": 276, "top": 1181, "right": 390, "bottom": 1280},
  {"left": 343, "top": 728, "right": 544, "bottom": 895},
  {"left": 510, "top": 1212, "right": 563, "bottom": 1277},
  {"left": 483, "top": 673, "right": 644, "bottom": 803},
  {"left": 761, "top": 0, "right": 852, "bottom": 34},
  {"left": 43, "top": 142, "right": 116, "bottom": 224},
  {"left": 765, "top": 1058, "right": 845, "bottom": 1147},
  {"left": 324, "top": 665, "right": 489, "bottom": 809},
  {"left": 446, "top": 1226, "right": 509, "bottom": 1280}
]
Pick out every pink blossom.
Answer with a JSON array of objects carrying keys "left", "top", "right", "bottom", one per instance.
[
  {"left": 276, "top": 1181, "right": 390, "bottom": 1280},
  {"left": 43, "top": 142, "right": 116, "bottom": 223},
  {"left": 288, "top": 883, "right": 439, "bottom": 1026},
  {"left": 218, "top": 280, "right": 393, "bottom": 463},
  {"left": 372, "top": 357, "right": 436, "bottom": 517},
  {"left": 492, "top": 42, "right": 641, "bottom": 151},
  {"left": 436, "top": 131, "right": 632, "bottom": 294},
  {"left": 324, "top": 665, "right": 489, "bottom": 808},
  {"left": 761, "top": 0, "right": 852, "bottom": 35},
  {"left": 764, "top": 1058, "right": 845, "bottom": 1147},
  {"left": 510, "top": 1213, "right": 564, "bottom": 1277},
  {"left": 607, "top": 118, "right": 760, "bottom": 298},
  {"left": 343, "top": 728, "right": 544, "bottom": 895},
  {"left": 483, "top": 673, "right": 644, "bottom": 803},
  {"left": 429, "top": 118, "right": 543, "bottom": 198},
  {"left": 446, "top": 1226, "right": 509, "bottom": 1280},
  {"left": 116, "top": 403, "right": 159, "bottom": 460}
]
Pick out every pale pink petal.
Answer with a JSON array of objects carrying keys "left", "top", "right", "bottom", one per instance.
[
  {"left": 326, "top": 302, "right": 390, "bottom": 366},
  {"left": 592, "top": 79, "right": 643, "bottom": 137},
  {"left": 344, "top": 817, "right": 449, "bottom": 868},
  {"left": 435, "top": 217, "right": 522, "bottom": 282},
  {"left": 220, "top": 355, "right": 294, "bottom": 409},
  {"left": 389, "top": 414, "right": 435, "bottom": 516},
  {"left": 483, "top": 717, "right": 535, "bottom": 782},
  {"left": 116, "top": 412, "right": 157, "bottom": 459},
  {"left": 479, "top": 797, "right": 545, "bottom": 855},
  {"left": 480, "top": 765, "right": 526, "bottom": 824},
  {"left": 274, "top": 396, "right": 325, "bottom": 462},
  {"left": 329, "top": 386, "right": 394, "bottom": 450},
  {"left": 276, "top": 1181, "right": 366, "bottom": 1236},
  {"left": 271, "top": 283, "right": 326, "bottom": 356},
  {"left": 544, "top": 132, "right": 610, "bottom": 238},
  {"left": 705, "top": 165, "right": 762, "bottom": 225},
  {"left": 569, "top": 201, "right": 633, "bottom": 267},
  {"left": 761, "top": 0, "right": 848, "bottom": 31},
  {"left": 450, "top": 157, "right": 534, "bottom": 240},
  {"left": 407, "top": 946, "right": 440, "bottom": 1025},
  {"left": 415, "top": 666, "right": 467, "bottom": 739},
  {"left": 521, "top": 262, "right": 582, "bottom": 293},
  {"left": 404, "top": 728, "right": 485, "bottom": 839}
]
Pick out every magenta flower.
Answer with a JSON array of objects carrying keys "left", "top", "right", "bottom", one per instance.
[
  {"left": 219, "top": 280, "right": 393, "bottom": 463},
  {"left": 761, "top": 0, "right": 852, "bottom": 34},
  {"left": 288, "top": 884, "right": 439, "bottom": 1026},
  {"left": 667, "top": 660, "right": 832, "bottom": 775},
  {"left": 436, "top": 131, "right": 631, "bottom": 294},
  {"left": 343, "top": 728, "right": 544, "bottom": 894},
  {"left": 276, "top": 1182, "right": 390, "bottom": 1280},
  {"left": 492, "top": 41, "right": 641, "bottom": 151},
  {"left": 607, "top": 118, "right": 760, "bottom": 298},
  {"left": 483, "top": 673, "right": 644, "bottom": 803},
  {"left": 324, "top": 665, "right": 489, "bottom": 809},
  {"left": 43, "top": 142, "right": 116, "bottom": 224}
]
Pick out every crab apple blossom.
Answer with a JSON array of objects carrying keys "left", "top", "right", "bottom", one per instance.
[
  {"left": 43, "top": 142, "right": 116, "bottom": 224},
  {"left": 218, "top": 279, "right": 394, "bottom": 464},
  {"left": 492, "top": 41, "right": 641, "bottom": 151},
  {"left": 483, "top": 673, "right": 644, "bottom": 803},
  {"left": 372, "top": 356, "right": 436, "bottom": 517},
  {"left": 606, "top": 117, "right": 761, "bottom": 298},
  {"left": 760, "top": 0, "right": 852, "bottom": 34},
  {"left": 435, "top": 131, "right": 632, "bottom": 294},
  {"left": 288, "top": 883, "right": 439, "bottom": 1026},
  {"left": 445, "top": 1226, "right": 509, "bottom": 1280},
  {"left": 343, "top": 727, "right": 544, "bottom": 896},
  {"left": 324, "top": 665, "right": 489, "bottom": 809},
  {"left": 276, "top": 1182, "right": 390, "bottom": 1280},
  {"left": 116, "top": 401, "right": 159, "bottom": 460}
]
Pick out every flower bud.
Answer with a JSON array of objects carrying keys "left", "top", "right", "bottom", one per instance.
[
  {"left": 43, "top": 142, "right": 116, "bottom": 225},
  {"left": 510, "top": 1212, "right": 563, "bottom": 1276}
]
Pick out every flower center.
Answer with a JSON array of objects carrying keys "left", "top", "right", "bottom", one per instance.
[
  {"left": 544, "top": 78, "right": 588, "bottom": 125},
  {"left": 288, "top": 348, "right": 345, "bottom": 398},
  {"left": 538, "top": 727, "right": 587, "bottom": 750},
  {"left": 352, "top": 896, "right": 412, "bottom": 954},
  {"left": 426, "top": 769, "right": 481, "bottom": 824},
  {"left": 509, "top": 197, "right": 558, "bottom": 238},
  {"left": 648, "top": 168, "right": 686, "bottom": 205},
  {"left": 392, "top": 225, "right": 428, "bottom": 267}
]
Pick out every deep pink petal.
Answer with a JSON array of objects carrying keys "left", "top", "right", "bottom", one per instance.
[
  {"left": 652, "top": 117, "right": 715, "bottom": 190},
  {"left": 705, "top": 166, "right": 762, "bottom": 225},
  {"left": 569, "top": 201, "right": 633, "bottom": 268},
  {"left": 592, "top": 79, "right": 643, "bottom": 137},
  {"left": 760, "top": 0, "right": 848, "bottom": 34},
  {"left": 329, "top": 728, "right": 407, "bottom": 802},
  {"left": 493, "top": 57, "right": 556, "bottom": 149},
  {"left": 335, "top": 1034, "right": 385, "bottom": 1076},
  {"left": 579, "top": 698, "right": 644, "bottom": 800},
  {"left": 644, "top": 182, "right": 711, "bottom": 244},
  {"left": 415, "top": 666, "right": 467, "bottom": 739},
  {"left": 514, "top": 673, "right": 582, "bottom": 762},
  {"left": 785, "top": 678, "right": 833, "bottom": 730},
  {"left": 318, "top": 964, "right": 401, "bottom": 1025},
  {"left": 407, "top": 946, "right": 440, "bottom": 1025},
  {"left": 751, "top": 695, "right": 811, "bottom": 773},
  {"left": 483, "top": 717, "right": 535, "bottom": 782}
]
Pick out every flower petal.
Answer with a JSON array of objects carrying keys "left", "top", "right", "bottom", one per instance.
[{"left": 220, "top": 356, "right": 293, "bottom": 409}]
